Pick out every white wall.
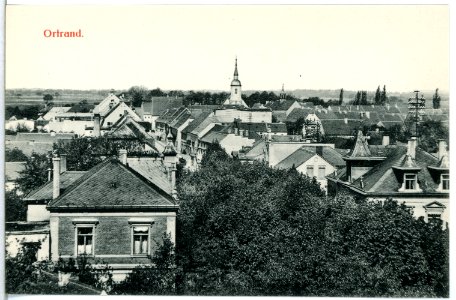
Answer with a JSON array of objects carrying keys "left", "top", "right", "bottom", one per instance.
[
  {"left": 220, "top": 134, "right": 256, "bottom": 155},
  {"left": 102, "top": 103, "right": 141, "bottom": 127},
  {"left": 5, "top": 120, "right": 35, "bottom": 132},
  {"left": 6, "top": 232, "right": 50, "bottom": 261},
  {"left": 48, "top": 120, "right": 93, "bottom": 136},
  {"left": 295, "top": 154, "right": 335, "bottom": 191},
  {"left": 27, "top": 204, "right": 51, "bottom": 222},
  {"left": 368, "top": 197, "right": 449, "bottom": 227}
]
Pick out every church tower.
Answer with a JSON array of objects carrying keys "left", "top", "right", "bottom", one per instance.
[
  {"left": 223, "top": 58, "right": 248, "bottom": 107},
  {"left": 229, "top": 58, "right": 242, "bottom": 103}
]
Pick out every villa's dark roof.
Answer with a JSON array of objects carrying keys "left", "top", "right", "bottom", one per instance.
[
  {"left": 47, "top": 159, "right": 177, "bottom": 211},
  {"left": 24, "top": 171, "right": 87, "bottom": 201}
]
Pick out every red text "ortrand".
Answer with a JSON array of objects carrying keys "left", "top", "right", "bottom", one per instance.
[{"left": 43, "top": 29, "right": 83, "bottom": 38}]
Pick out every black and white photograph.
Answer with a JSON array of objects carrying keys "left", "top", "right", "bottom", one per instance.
[{"left": 3, "top": 3, "right": 451, "bottom": 297}]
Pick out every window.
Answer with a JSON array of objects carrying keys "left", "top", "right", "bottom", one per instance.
[
  {"left": 441, "top": 174, "right": 449, "bottom": 191},
  {"left": 404, "top": 173, "right": 417, "bottom": 190},
  {"left": 132, "top": 225, "right": 149, "bottom": 255},
  {"left": 306, "top": 166, "right": 314, "bottom": 177},
  {"left": 318, "top": 166, "right": 326, "bottom": 179},
  {"left": 428, "top": 213, "right": 442, "bottom": 226},
  {"left": 235, "top": 88, "right": 238, "bottom": 94},
  {"left": 77, "top": 227, "right": 94, "bottom": 255}
]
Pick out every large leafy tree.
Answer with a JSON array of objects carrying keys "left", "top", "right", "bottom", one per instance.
[
  {"left": 174, "top": 145, "right": 448, "bottom": 296},
  {"left": 16, "top": 152, "right": 50, "bottom": 195}
]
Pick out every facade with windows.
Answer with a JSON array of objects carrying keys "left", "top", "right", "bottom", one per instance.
[
  {"left": 47, "top": 156, "right": 178, "bottom": 281},
  {"left": 327, "top": 132, "right": 449, "bottom": 226}
]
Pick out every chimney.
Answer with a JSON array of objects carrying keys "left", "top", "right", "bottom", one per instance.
[
  {"left": 234, "top": 127, "right": 239, "bottom": 135},
  {"left": 438, "top": 140, "right": 447, "bottom": 160},
  {"left": 344, "top": 118, "right": 348, "bottom": 124},
  {"left": 60, "top": 154, "right": 67, "bottom": 173},
  {"left": 47, "top": 167, "right": 52, "bottom": 182},
  {"left": 170, "top": 163, "right": 177, "bottom": 198},
  {"left": 407, "top": 137, "right": 417, "bottom": 159},
  {"left": 365, "top": 111, "right": 370, "bottom": 119},
  {"left": 93, "top": 114, "right": 101, "bottom": 137},
  {"left": 382, "top": 135, "right": 390, "bottom": 146},
  {"left": 239, "top": 129, "right": 244, "bottom": 136},
  {"left": 244, "top": 129, "right": 249, "bottom": 137},
  {"left": 316, "top": 146, "right": 323, "bottom": 157},
  {"left": 53, "top": 157, "right": 61, "bottom": 199},
  {"left": 119, "top": 149, "right": 128, "bottom": 165}
]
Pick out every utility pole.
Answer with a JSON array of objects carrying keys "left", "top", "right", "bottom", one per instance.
[{"left": 408, "top": 90, "right": 425, "bottom": 138}]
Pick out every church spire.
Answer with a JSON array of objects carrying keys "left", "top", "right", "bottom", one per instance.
[{"left": 233, "top": 57, "right": 239, "bottom": 79}]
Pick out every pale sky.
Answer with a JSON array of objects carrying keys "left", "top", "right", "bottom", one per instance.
[{"left": 5, "top": 5, "right": 450, "bottom": 92}]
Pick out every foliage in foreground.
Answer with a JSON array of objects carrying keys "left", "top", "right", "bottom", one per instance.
[{"left": 174, "top": 144, "right": 449, "bottom": 296}]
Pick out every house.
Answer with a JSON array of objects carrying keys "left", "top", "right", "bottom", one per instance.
[
  {"left": 8, "top": 140, "right": 180, "bottom": 281},
  {"left": 275, "top": 145, "right": 345, "bottom": 191},
  {"left": 135, "top": 96, "right": 184, "bottom": 130},
  {"left": 104, "top": 115, "right": 159, "bottom": 154},
  {"left": 327, "top": 132, "right": 449, "bottom": 226},
  {"left": 47, "top": 152, "right": 178, "bottom": 281}
]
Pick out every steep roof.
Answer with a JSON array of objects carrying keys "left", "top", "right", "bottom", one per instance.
[
  {"left": 320, "top": 119, "right": 363, "bottom": 136},
  {"left": 351, "top": 146, "right": 442, "bottom": 193},
  {"left": 126, "top": 157, "right": 171, "bottom": 195},
  {"left": 24, "top": 171, "right": 86, "bottom": 201},
  {"left": 275, "top": 146, "right": 345, "bottom": 170},
  {"left": 47, "top": 159, "right": 177, "bottom": 211},
  {"left": 141, "top": 97, "right": 183, "bottom": 116},
  {"left": 107, "top": 116, "right": 154, "bottom": 144},
  {"left": 347, "top": 131, "right": 372, "bottom": 158},
  {"left": 182, "top": 110, "right": 213, "bottom": 134},
  {"left": 42, "top": 107, "right": 72, "bottom": 120}
]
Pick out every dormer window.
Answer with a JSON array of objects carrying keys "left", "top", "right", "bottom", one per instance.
[
  {"left": 404, "top": 173, "right": 417, "bottom": 190},
  {"left": 441, "top": 174, "right": 449, "bottom": 191}
]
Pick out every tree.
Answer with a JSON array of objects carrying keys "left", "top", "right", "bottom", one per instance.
[
  {"left": 43, "top": 94, "right": 54, "bottom": 108},
  {"left": 112, "top": 234, "right": 177, "bottom": 295},
  {"left": 5, "top": 148, "right": 28, "bottom": 162},
  {"left": 285, "top": 116, "right": 305, "bottom": 135},
  {"left": 360, "top": 91, "right": 368, "bottom": 105},
  {"left": 5, "top": 190, "right": 27, "bottom": 221},
  {"left": 381, "top": 85, "right": 387, "bottom": 105},
  {"left": 16, "top": 152, "right": 50, "bottom": 195},
  {"left": 374, "top": 86, "right": 381, "bottom": 104},
  {"left": 127, "top": 86, "right": 149, "bottom": 107},
  {"left": 432, "top": 88, "right": 441, "bottom": 109},
  {"left": 149, "top": 88, "right": 167, "bottom": 97},
  {"left": 172, "top": 145, "right": 448, "bottom": 296},
  {"left": 354, "top": 91, "right": 361, "bottom": 105},
  {"left": 339, "top": 88, "right": 344, "bottom": 105}
]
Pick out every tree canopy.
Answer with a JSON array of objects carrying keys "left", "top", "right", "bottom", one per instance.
[{"left": 174, "top": 145, "right": 448, "bottom": 296}]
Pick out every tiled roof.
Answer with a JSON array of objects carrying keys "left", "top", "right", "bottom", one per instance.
[
  {"left": 42, "top": 107, "right": 72, "bottom": 120},
  {"left": 182, "top": 111, "right": 213, "bottom": 134},
  {"left": 67, "top": 103, "right": 95, "bottom": 113},
  {"left": 320, "top": 119, "right": 363, "bottom": 136},
  {"left": 200, "top": 131, "right": 228, "bottom": 144},
  {"left": 269, "top": 123, "right": 287, "bottom": 133},
  {"left": 266, "top": 100, "right": 297, "bottom": 111},
  {"left": 5, "top": 162, "right": 27, "bottom": 181},
  {"left": 275, "top": 146, "right": 345, "bottom": 170},
  {"left": 126, "top": 157, "right": 171, "bottom": 195},
  {"left": 347, "top": 131, "right": 372, "bottom": 158},
  {"left": 48, "top": 159, "right": 176, "bottom": 211},
  {"left": 24, "top": 171, "right": 86, "bottom": 201},
  {"left": 141, "top": 97, "right": 183, "bottom": 116},
  {"left": 275, "top": 147, "right": 316, "bottom": 170},
  {"left": 351, "top": 146, "right": 442, "bottom": 193},
  {"left": 243, "top": 140, "right": 266, "bottom": 160},
  {"left": 107, "top": 116, "right": 154, "bottom": 143}
]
